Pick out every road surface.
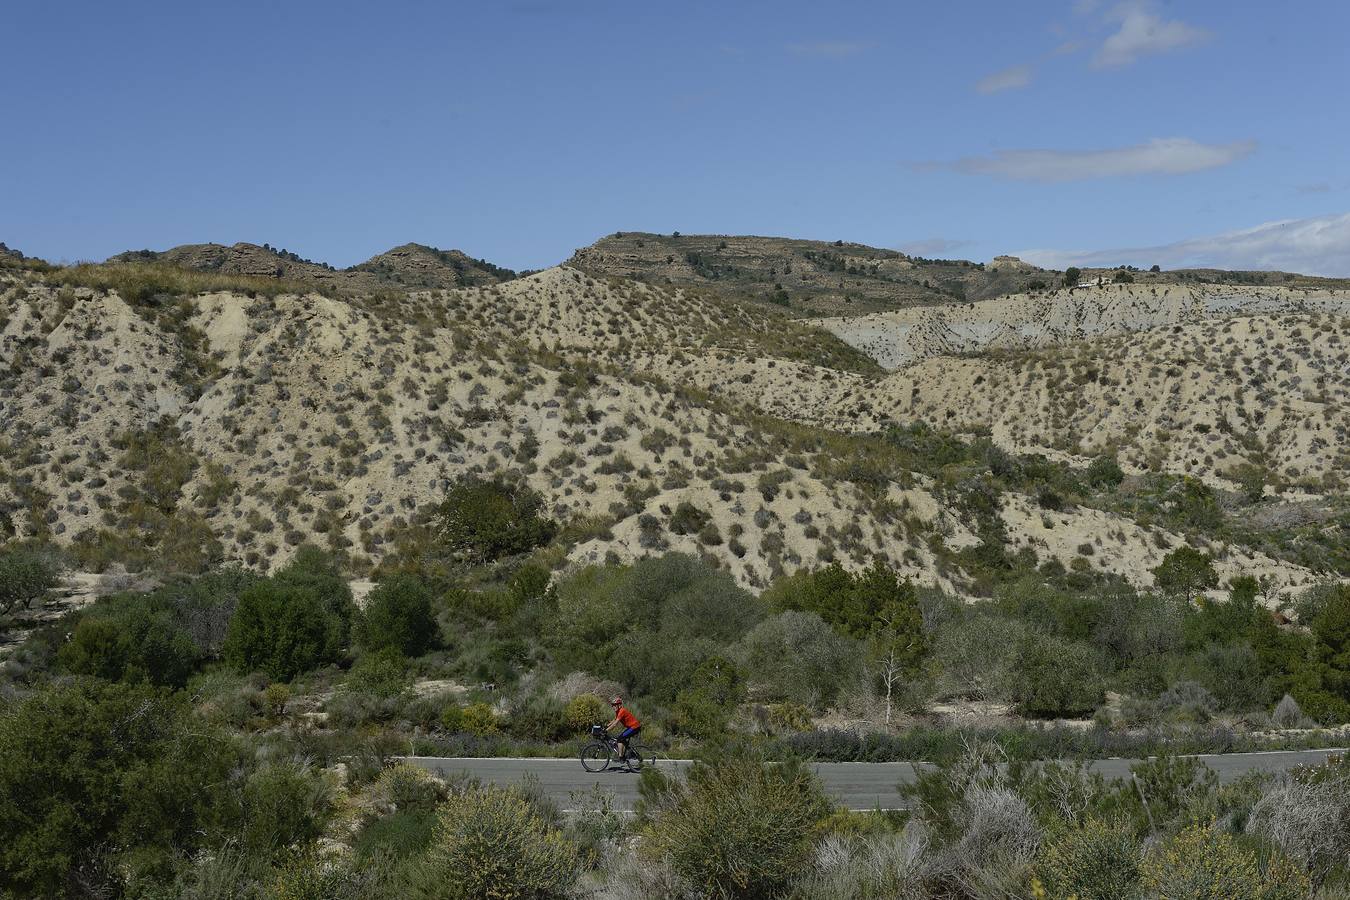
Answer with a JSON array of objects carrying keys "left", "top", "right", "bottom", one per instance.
[{"left": 402, "top": 747, "right": 1345, "bottom": 811}]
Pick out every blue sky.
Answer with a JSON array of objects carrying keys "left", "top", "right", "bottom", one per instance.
[{"left": 3, "top": 0, "right": 1348, "bottom": 274}]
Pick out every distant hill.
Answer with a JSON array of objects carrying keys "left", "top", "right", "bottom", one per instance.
[
  {"left": 0, "top": 242, "right": 25, "bottom": 261},
  {"left": 566, "top": 232, "right": 1060, "bottom": 314},
  {"left": 567, "top": 232, "right": 1350, "bottom": 316},
  {"left": 107, "top": 241, "right": 517, "bottom": 294}
]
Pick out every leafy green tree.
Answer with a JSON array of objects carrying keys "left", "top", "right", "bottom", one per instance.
[
  {"left": 355, "top": 573, "right": 436, "bottom": 656},
  {"left": 435, "top": 475, "right": 557, "bottom": 564},
  {"left": 765, "top": 558, "right": 916, "bottom": 640},
  {"left": 1153, "top": 547, "right": 1219, "bottom": 603},
  {"left": 1293, "top": 584, "right": 1350, "bottom": 723},
  {"left": 0, "top": 680, "right": 245, "bottom": 897},
  {"left": 223, "top": 545, "right": 353, "bottom": 680},
  {"left": 1064, "top": 266, "right": 1082, "bottom": 287},
  {"left": 868, "top": 590, "right": 928, "bottom": 724},
  {"left": 0, "top": 546, "right": 61, "bottom": 616}
]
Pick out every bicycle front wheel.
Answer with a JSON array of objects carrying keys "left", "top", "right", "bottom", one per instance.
[{"left": 580, "top": 742, "right": 612, "bottom": 773}]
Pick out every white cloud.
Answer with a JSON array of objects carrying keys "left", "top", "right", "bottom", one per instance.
[
  {"left": 1017, "top": 213, "right": 1350, "bottom": 277},
  {"left": 1094, "top": 2, "right": 1209, "bottom": 67},
  {"left": 927, "top": 137, "right": 1254, "bottom": 182},
  {"left": 975, "top": 64, "right": 1034, "bottom": 94},
  {"left": 786, "top": 40, "right": 872, "bottom": 58},
  {"left": 899, "top": 238, "right": 972, "bottom": 257}
]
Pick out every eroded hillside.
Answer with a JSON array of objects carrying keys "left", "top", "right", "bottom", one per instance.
[
  {"left": 1, "top": 259, "right": 1331, "bottom": 600},
  {"left": 822, "top": 282, "right": 1350, "bottom": 369}
]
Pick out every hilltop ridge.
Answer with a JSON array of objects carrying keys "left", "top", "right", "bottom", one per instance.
[
  {"left": 567, "top": 231, "right": 1350, "bottom": 316},
  {"left": 107, "top": 241, "right": 517, "bottom": 294}
]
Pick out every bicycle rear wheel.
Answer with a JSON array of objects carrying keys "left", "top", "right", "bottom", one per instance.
[
  {"left": 625, "top": 748, "right": 645, "bottom": 772},
  {"left": 580, "top": 742, "right": 612, "bottom": 773}
]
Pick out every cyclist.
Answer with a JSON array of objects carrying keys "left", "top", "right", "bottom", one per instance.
[{"left": 606, "top": 695, "right": 641, "bottom": 769}]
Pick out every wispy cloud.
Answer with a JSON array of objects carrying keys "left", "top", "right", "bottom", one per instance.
[
  {"left": 899, "top": 238, "right": 972, "bottom": 257},
  {"left": 975, "top": 64, "right": 1034, "bottom": 94},
  {"left": 1093, "top": 1, "right": 1209, "bottom": 67},
  {"left": 786, "top": 40, "right": 872, "bottom": 59},
  {"left": 922, "top": 137, "right": 1254, "bottom": 182},
  {"left": 1018, "top": 213, "right": 1350, "bottom": 277}
]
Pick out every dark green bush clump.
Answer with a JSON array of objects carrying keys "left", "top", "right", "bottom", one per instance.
[
  {"left": 356, "top": 573, "right": 437, "bottom": 657},
  {"left": 0, "top": 680, "right": 247, "bottom": 896},
  {"left": 223, "top": 545, "right": 353, "bottom": 680},
  {"left": 0, "top": 546, "right": 61, "bottom": 615},
  {"left": 435, "top": 475, "right": 557, "bottom": 565}
]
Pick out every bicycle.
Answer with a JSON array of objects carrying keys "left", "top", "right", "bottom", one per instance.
[{"left": 580, "top": 724, "right": 645, "bottom": 773}]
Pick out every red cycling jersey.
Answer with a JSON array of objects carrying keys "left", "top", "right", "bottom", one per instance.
[{"left": 616, "top": 706, "right": 640, "bottom": 729}]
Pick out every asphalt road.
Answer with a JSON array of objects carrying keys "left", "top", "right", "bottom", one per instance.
[{"left": 402, "top": 747, "right": 1345, "bottom": 811}]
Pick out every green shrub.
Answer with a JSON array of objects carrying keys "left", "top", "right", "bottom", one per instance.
[
  {"left": 1008, "top": 633, "right": 1104, "bottom": 718},
  {"left": 545, "top": 553, "right": 762, "bottom": 701},
  {"left": 643, "top": 752, "right": 833, "bottom": 899},
  {"left": 1085, "top": 454, "right": 1125, "bottom": 489},
  {"left": 669, "top": 501, "right": 711, "bottom": 535},
  {"left": 564, "top": 693, "right": 609, "bottom": 732},
  {"left": 738, "top": 611, "right": 859, "bottom": 710},
  {"left": 356, "top": 573, "right": 437, "bottom": 657},
  {"left": 1295, "top": 583, "right": 1350, "bottom": 724},
  {"left": 376, "top": 763, "right": 449, "bottom": 812},
  {"left": 0, "top": 680, "right": 245, "bottom": 897},
  {"left": 223, "top": 547, "right": 351, "bottom": 681},
  {"left": 442, "top": 702, "right": 499, "bottom": 736},
  {"left": 224, "top": 579, "right": 345, "bottom": 680},
  {"left": 1140, "top": 822, "right": 1309, "bottom": 900},
  {"left": 241, "top": 761, "right": 333, "bottom": 859},
  {"left": 763, "top": 559, "right": 918, "bottom": 640},
  {"left": 0, "top": 546, "right": 61, "bottom": 615},
  {"left": 57, "top": 597, "right": 200, "bottom": 687},
  {"left": 1037, "top": 817, "right": 1142, "bottom": 900},
  {"left": 1128, "top": 755, "right": 1218, "bottom": 831},
  {"left": 1154, "top": 546, "right": 1219, "bottom": 602},
  {"left": 262, "top": 682, "right": 290, "bottom": 718},
  {"left": 417, "top": 785, "right": 580, "bottom": 899},
  {"left": 345, "top": 648, "right": 412, "bottom": 699},
  {"left": 766, "top": 703, "right": 813, "bottom": 733},
  {"left": 672, "top": 658, "right": 744, "bottom": 738},
  {"left": 435, "top": 475, "right": 557, "bottom": 564}
]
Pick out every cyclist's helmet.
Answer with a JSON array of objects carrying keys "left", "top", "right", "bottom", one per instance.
[{"left": 610, "top": 695, "right": 623, "bottom": 706}]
